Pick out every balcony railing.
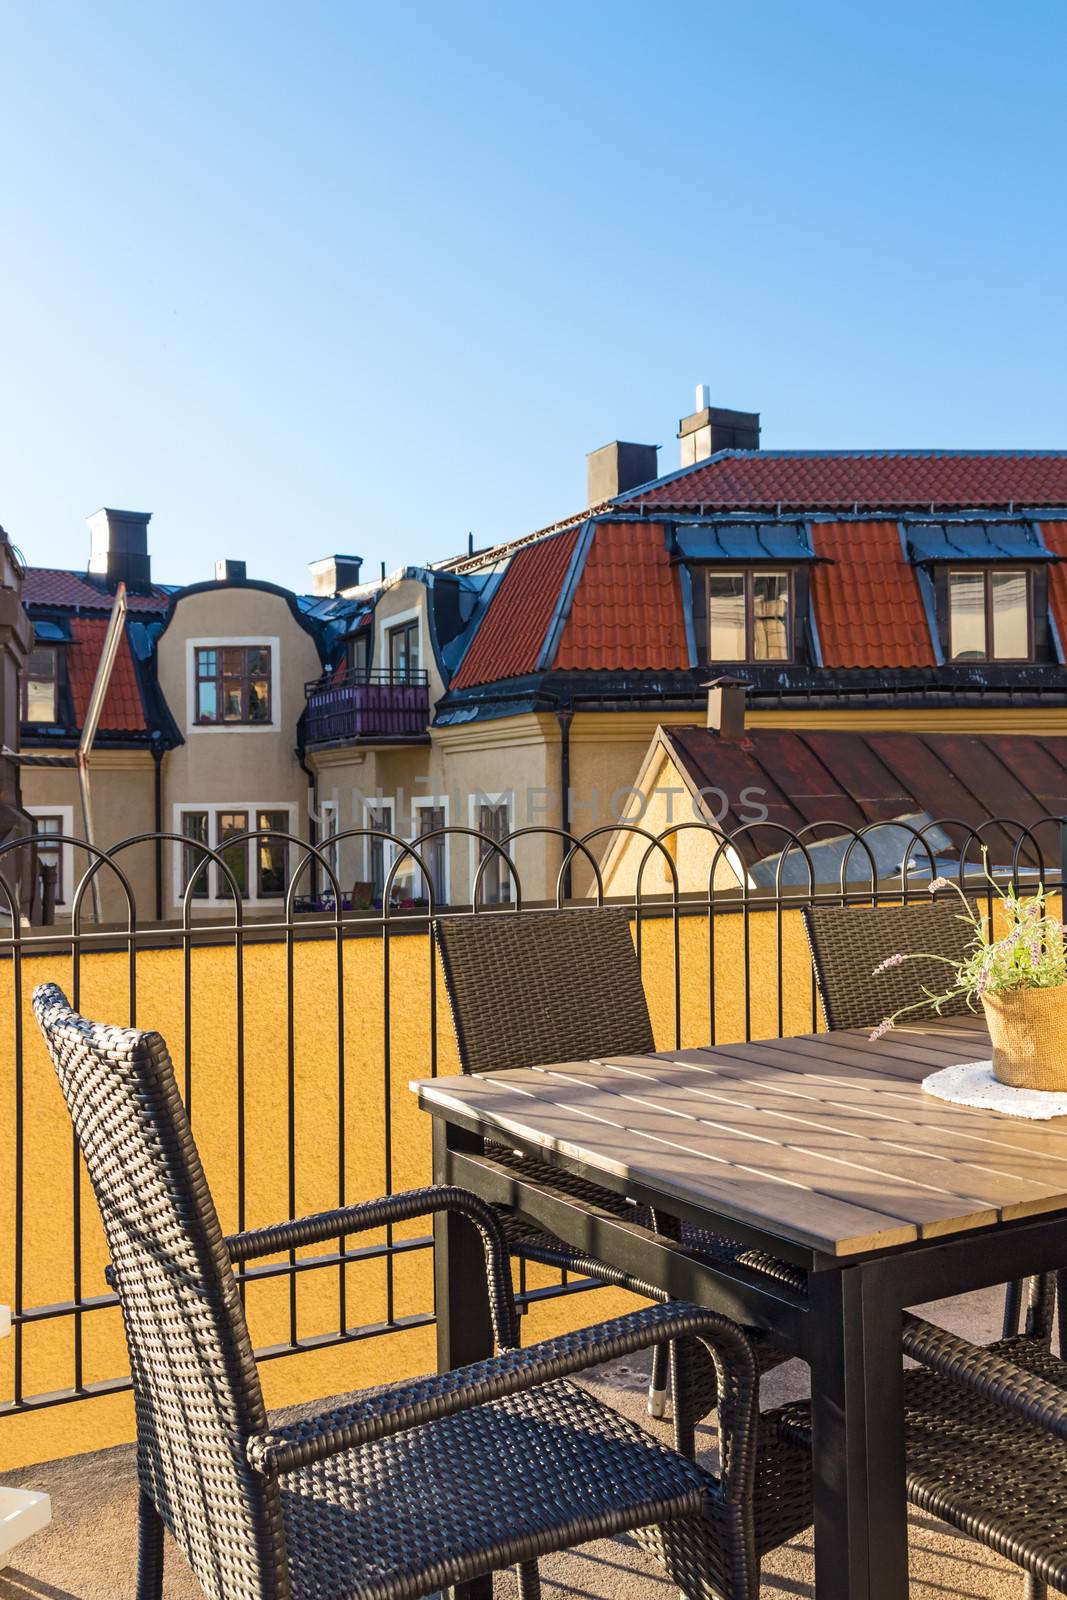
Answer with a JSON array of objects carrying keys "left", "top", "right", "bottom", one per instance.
[{"left": 304, "top": 666, "right": 430, "bottom": 745}]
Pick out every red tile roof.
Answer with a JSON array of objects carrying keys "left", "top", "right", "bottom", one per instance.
[
  {"left": 23, "top": 568, "right": 172, "bottom": 613},
  {"left": 67, "top": 617, "right": 147, "bottom": 732},
  {"left": 451, "top": 526, "right": 580, "bottom": 689},
  {"left": 1039, "top": 521, "right": 1067, "bottom": 650},
  {"left": 627, "top": 451, "right": 1067, "bottom": 512},
  {"left": 811, "top": 520, "right": 936, "bottom": 668},
  {"left": 554, "top": 522, "right": 689, "bottom": 671}
]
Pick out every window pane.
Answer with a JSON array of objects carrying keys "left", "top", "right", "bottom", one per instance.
[
  {"left": 256, "top": 810, "right": 288, "bottom": 897},
  {"left": 416, "top": 805, "right": 446, "bottom": 902},
  {"left": 708, "top": 574, "right": 746, "bottom": 661},
  {"left": 248, "top": 678, "right": 270, "bottom": 721},
  {"left": 24, "top": 647, "right": 57, "bottom": 722},
  {"left": 478, "top": 802, "right": 511, "bottom": 905},
  {"left": 389, "top": 622, "right": 419, "bottom": 678},
  {"left": 222, "top": 680, "right": 244, "bottom": 720},
  {"left": 217, "top": 811, "right": 249, "bottom": 900},
  {"left": 991, "top": 570, "right": 1029, "bottom": 660},
  {"left": 949, "top": 572, "right": 987, "bottom": 660},
  {"left": 197, "top": 681, "right": 218, "bottom": 721},
  {"left": 196, "top": 648, "right": 217, "bottom": 678},
  {"left": 752, "top": 572, "right": 791, "bottom": 661},
  {"left": 32, "top": 816, "right": 63, "bottom": 903},
  {"left": 181, "top": 812, "right": 210, "bottom": 899},
  {"left": 368, "top": 803, "right": 394, "bottom": 898}
]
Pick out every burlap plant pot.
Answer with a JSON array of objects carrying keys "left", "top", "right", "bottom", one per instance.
[{"left": 982, "top": 984, "right": 1067, "bottom": 1089}]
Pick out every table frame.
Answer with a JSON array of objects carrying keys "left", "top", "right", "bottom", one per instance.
[{"left": 425, "top": 1102, "right": 1067, "bottom": 1600}]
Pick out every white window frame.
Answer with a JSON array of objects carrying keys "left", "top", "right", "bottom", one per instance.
[
  {"left": 468, "top": 790, "right": 514, "bottom": 907},
  {"left": 185, "top": 637, "right": 281, "bottom": 733},
  {"left": 411, "top": 794, "right": 450, "bottom": 905},
  {"left": 171, "top": 801, "right": 297, "bottom": 908},
  {"left": 378, "top": 606, "right": 423, "bottom": 677},
  {"left": 24, "top": 803, "right": 75, "bottom": 908}
]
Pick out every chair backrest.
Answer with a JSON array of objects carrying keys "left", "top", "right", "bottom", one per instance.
[
  {"left": 32, "top": 985, "right": 287, "bottom": 1600},
  {"left": 434, "top": 907, "right": 655, "bottom": 1074},
  {"left": 802, "top": 899, "right": 976, "bottom": 1032}
]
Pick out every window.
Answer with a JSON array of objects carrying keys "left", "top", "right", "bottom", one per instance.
[
  {"left": 413, "top": 802, "right": 447, "bottom": 903},
  {"left": 31, "top": 815, "right": 64, "bottom": 904},
  {"left": 476, "top": 800, "right": 511, "bottom": 905},
  {"left": 346, "top": 633, "right": 369, "bottom": 676},
  {"left": 706, "top": 570, "right": 792, "bottom": 662},
  {"left": 176, "top": 804, "right": 294, "bottom": 904},
  {"left": 948, "top": 570, "right": 1031, "bottom": 662},
  {"left": 194, "top": 645, "right": 272, "bottom": 724},
  {"left": 387, "top": 619, "right": 420, "bottom": 680},
  {"left": 22, "top": 646, "right": 60, "bottom": 722}
]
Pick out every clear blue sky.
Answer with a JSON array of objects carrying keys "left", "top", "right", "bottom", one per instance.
[{"left": 2, "top": 1, "right": 1066, "bottom": 593}]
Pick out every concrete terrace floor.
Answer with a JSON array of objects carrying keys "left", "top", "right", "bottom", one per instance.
[{"left": 0, "top": 1287, "right": 1033, "bottom": 1600}]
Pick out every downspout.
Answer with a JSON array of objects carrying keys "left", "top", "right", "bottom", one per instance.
[
  {"left": 152, "top": 742, "right": 163, "bottom": 922},
  {"left": 297, "top": 747, "right": 319, "bottom": 901},
  {"left": 556, "top": 708, "right": 573, "bottom": 901}
]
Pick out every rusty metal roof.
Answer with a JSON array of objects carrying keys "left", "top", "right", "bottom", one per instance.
[{"left": 662, "top": 726, "right": 1067, "bottom": 874}]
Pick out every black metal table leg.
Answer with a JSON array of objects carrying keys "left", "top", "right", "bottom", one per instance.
[
  {"left": 809, "top": 1263, "right": 908, "bottom": 1600},
  {"left": 432, "top": 1120, "right": 495, "bottom": 1600}
]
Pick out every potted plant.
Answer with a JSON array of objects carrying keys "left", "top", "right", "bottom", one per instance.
[{"left": 870, "top": 861, "right": 1067, "bottom": 1090}]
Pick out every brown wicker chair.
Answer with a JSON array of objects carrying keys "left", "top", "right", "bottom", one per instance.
[
  {"left": 33, "top": 981, "right": 813, "bottom": 1600},
  {"left": 778, "top": 1276, "right": 1067, "bottom": 1600},
  {"left": 801, "top": 898, "right": 976, "bottom": 1033},
  {"left": 434, "top": 907, "right": 806, "bottom": 1433}
]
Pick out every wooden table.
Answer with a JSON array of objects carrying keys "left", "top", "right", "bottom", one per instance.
[{"left": 413, "top": 1015, "right": 1067, "bottom": 1600}]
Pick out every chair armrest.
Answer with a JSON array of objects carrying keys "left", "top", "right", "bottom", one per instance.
[
  {"left": 226, "top": 1186, "right": 517, "bottom": 1349},
  {"left": 247, "top": 1300, "right": 758, "bottom": 1503},
  {"left": 902, "top": 1314, "right": 1067, "bottom": 1442}
]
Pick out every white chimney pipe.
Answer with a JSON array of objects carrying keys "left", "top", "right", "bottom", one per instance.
[{"left": 695, "top": 382, "right": 711, "bottom": 410}]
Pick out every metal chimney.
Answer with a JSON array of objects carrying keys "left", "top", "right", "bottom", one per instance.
[{"left": 703, "top": 676, "right": 749, "bottom": 740}]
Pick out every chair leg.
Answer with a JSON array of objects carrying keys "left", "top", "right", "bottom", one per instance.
[
  {"left": 1023, "top": 1576, "right": 1046, "bottom": 1600},
  {"left": 136, "top": 1490, "right": 164, "bottom": 1600},
  {"left": 648, "top": 1338, "right": 669, "bottom": 1419},
  {"left": 516, "top": 1558, "right": 542, "bottom": 1600},
  {"left": 1002, "top": 1278, "right": 1024, "bottom": 1337}
]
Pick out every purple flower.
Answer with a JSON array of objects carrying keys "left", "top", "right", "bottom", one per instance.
[
  {"left": 872, "top": 953, "right": 905, "bottom": 975},
  {"left": 869, "top": 1018, "right": 894, "bottom": 1042}
]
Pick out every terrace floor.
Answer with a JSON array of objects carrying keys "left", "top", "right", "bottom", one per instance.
[{"left": 0, "top": 1287, "right": 1029, "bottom": 1600}]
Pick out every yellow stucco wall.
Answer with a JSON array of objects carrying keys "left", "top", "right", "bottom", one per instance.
[{"left": 0, "top": 908, "right": 821, "bottom": 1469}]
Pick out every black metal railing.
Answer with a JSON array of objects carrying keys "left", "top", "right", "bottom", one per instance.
[
  {"left": 0, "top": 811, "right": 1064, "bottom": 1427},
  {"left": 304, "top": 667, "right": 431, "bottom": 745}
]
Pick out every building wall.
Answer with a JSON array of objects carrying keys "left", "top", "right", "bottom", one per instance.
[
  {"left": 21, "top": 752, "right": 157, "bottom": 921},
  {"left": 155, "top": 584, "right": 322, "bottom": 915}
]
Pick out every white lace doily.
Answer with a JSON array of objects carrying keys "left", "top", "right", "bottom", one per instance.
[{"left": 922, "top": 1060, "right": 1067, "bottom": 1120}]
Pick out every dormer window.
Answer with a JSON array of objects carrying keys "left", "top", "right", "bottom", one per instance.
[
  {"left": 22, "top": 645, "right": 61, "bottom": 722},
  {"left": 948, "top": 569, "right": 1031, "bottom": 662},
  {"left": 707, "top": 569, "right": 793, "bottom": 662}
]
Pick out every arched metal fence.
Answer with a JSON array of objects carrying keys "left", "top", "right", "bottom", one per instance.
[{"left": 0, "top": 810, "right": 1063, "bottom": 1426}]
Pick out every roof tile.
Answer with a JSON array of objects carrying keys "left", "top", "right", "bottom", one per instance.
[
  {"left": 24, "top": 568, "right": 172, "bottom": 613},
  {"left": 1039, "top": 520, "right": 1067, "bottom": 651},
  {"left": 811, "top": 520, "right": 935, "bottom": 668},
  {"left": 67, "top": 618, "right": 147, "bottom": 732},
  {"left": 554, "top": 522, "right": 688, "bottom": 671},
  {"left": 451, "top": 527, "right": 580, "bottom": 689}
]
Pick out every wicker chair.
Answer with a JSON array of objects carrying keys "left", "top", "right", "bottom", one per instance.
[
  {"left": 801, "top": 899, "right": 1051, "bottom": 1342},
  {"left": 434, "top": 907, "right": 806, "bottom": 1432},
  {"left": 801, "top": 899, "right": 975, "bottom": 1033},
  {"left": 33, "top": 982, "right": 813, "bottom": 1600},
  {"left": 777, "top": 1276, "right": 1067, "bottom": 1600}
]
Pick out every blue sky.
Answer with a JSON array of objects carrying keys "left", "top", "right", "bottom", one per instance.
[{"left": 2, "top": 1, "right": 1066, "bottom": 592}]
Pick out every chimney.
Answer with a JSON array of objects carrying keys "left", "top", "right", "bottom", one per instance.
[
  {"left": 215, "top": 559, "right": 246, "bottom": 583},
  {"left": 586, "top": 441, "right": 659, "bottom": 504},
  {"left": 703, "top": 676, "right": 749, "bottom": 739},
  {"left": 308, "top": 554, "right": 363, "bottom": 597},
  {"left": 678, "top": 384, "right": 760, "bottom": 467},
  {"left": 86, "top": 508, "right": 152, "bottom": 590}
]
